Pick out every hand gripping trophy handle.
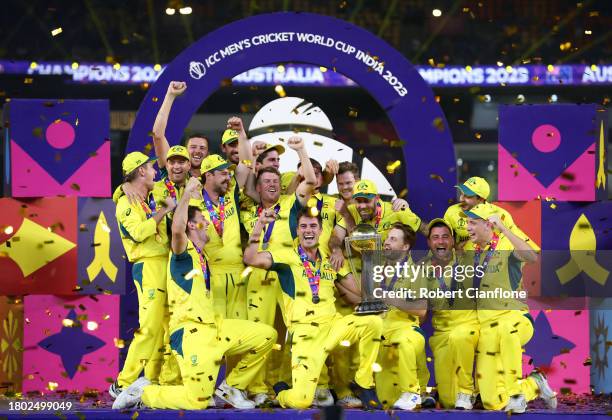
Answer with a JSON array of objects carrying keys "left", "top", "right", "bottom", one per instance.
[{"left": 344, "top": 224, "right": 389, "bottom": 315}]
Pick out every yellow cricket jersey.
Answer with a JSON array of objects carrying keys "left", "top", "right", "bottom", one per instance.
[
  {"left": 116, "top": 195, "right": 169, "bottom": 261},
  {"left": 379, "top": 256, "right": 423, "bottom": 325},
  {"left": 241, "top": 194, "right": 302, "bottom": 251},
  {"left": 464, "top": 234, "right": 529, "bottom": 323},
  {"left": 198, "top": 183, "right": 243, "bottom": 269},
  {"left": 418, "top": 254, "right": 478, "bottom": 332},
  {"left": 309, "top": 193, "right": 338, "bottom": 254},
  {"left": 167, "top": 241, "right": 216, "bottom": 332},
  {"left": 444, "top": 203, "right": 540, "bottom": 250},
  {"left": 338, "top": 199, "right": 421, "bottom": 241},
  {"left": 268, "top": 247, "right": 338, "bottom": 326},
  {"left": 280, "top": 171, "right": 296, "bottom": 195}
]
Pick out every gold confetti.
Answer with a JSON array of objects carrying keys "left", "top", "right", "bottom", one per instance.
[
  {"left": 348, "top": 107, "right": 358, "bottom": 118},
  {"left": 62, "top": 319, "right": 74, "bottom": 327},
  {"left": 550, "top": 203, "right": 557, "bottom": 209},
  {"left": 4, "top": 226, "right": 13, "bottom": 235},
  {"left": 184, "top": 269, "right": 199, "bottom": 280},
  {"left": 47, "top": 381, "right": 59, "bottom": 391},
  {"left": 386, "top": 160, "right": 401, "bottom": 174},
  {"left": 398, "top": 188, "right": 408, "bottom": 198},
  {"left": 308, "top": 207, "right": 319, "bottom": 217},
  {"left": 429, "top": 174, "right": 444, "bottom": 183},
  {"left": 51, "top": 28, "right": 63, "bottom": 36},
  {"left": 432, "top": 117, "right": 445, "bottom": 132},
  {"left": 113, "top": 338, "right": 125, "bottom": 348},
  {"left": 371, "top": 362, "right": 382, "bottom": 372},
  {"left": 340, "top": 340, "right": 351, "bottom": 347},
  {"left": 152, "top": 97, "right": 159, "bottom": 102},
  {"left": 71, "top": 183, "right": 81, "bottom": 191},
  {"left": 474, "top": 132, "right": 482, "bottom": 140},
  {"left": 24, "top": 78, "right": 33, "bottom": 84},
  {"left": 87, "top": 321, "right": 99, "bottom": 331}
]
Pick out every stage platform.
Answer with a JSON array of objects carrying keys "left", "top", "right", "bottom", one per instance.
[{"left": 0, "top": 394, "right": 610, "bottom": 419}]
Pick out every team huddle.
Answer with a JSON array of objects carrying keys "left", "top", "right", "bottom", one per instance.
[{"left": 109, "top": 81, "right": 557, "bottom": 413}]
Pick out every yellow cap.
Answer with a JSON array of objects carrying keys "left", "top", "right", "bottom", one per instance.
[
  {"left": 201, "top": 154, "right": 236, "bottom": 173},
  {"left": 260, "top": 143, "right": 285, "bottom": 156},
  {"left": 352, "top": 179, "right": 378, "bottom": 199},
  {"left": 426, "top": 218, "right": 454, "bottom": 237},
  {"left": 122, "top": 151, "right": 155, "bottom": 176},
  {"left": 456, "top": 176, "right": 490, "bottom": 200},
  {"left": 166, "top": 145, "right": 190, "bottom": 161},
  {"left": 221, "top": 129, "right": 239, "bottom": 145},
  {"left": 464, "top": 203, "right": 496, "bottom": 220}
]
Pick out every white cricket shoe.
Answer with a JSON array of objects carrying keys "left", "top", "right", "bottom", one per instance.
[
  {"left": 337, "top": 394, "right": 363, "bottom": 408},
  {"left": 214, "top": 380, "right": 256, "bottom": 409},
  {"left": 112, "top": 377, "right": 150, "bottom": 410},
  {"left": 504, "top": 394, "right": 527, "bottom": 414},
  {"left": 393, "top": 392, "right": 421, "bottom": 410},
  {"left": 313, "top": 388, "right": 334, "bottom": 407},
  {"left": 455, "top": 392, "right": 473, "bottom": 410},
  {"left": 529, "top": 371, "right": 558, "bottom": 409}
]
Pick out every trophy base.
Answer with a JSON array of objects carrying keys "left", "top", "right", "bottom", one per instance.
[{"left": 354, "top": 300, "right": 388, "bottom": 315}]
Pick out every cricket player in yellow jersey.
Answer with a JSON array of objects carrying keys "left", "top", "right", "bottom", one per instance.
[
  {"left": 444, "top": 177, "right": 538, "bottom": 250},
  {"left": 111, "top": 152, "right": 177, "bottom": 397},
  {"left": 152, "top": 81, "right": 209, "bottom": 178},
  {"left": 374, "top": 223, "right": 429, "bottom": 410},
  {"left": 199, "top": 154, "right": 247, "bottom": 319},
  {"left": 419, "top": 218, "right": 479, "bottom": 410},
  {"left": 240, "top": 137, "right": 317, "bottom": 405},
  {"left": 244, "top": 207, "right": 384, "bottom": 410},
  {"left": 329, "top": 179, "right": 424, "bottom": 273},
  {"left": 113, "top": 177, "right": 277, "bottom": 410},
  {"left": 465, "top": 203, "right": 556, "bottom": 413}
]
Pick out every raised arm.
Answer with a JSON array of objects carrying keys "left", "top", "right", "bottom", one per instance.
[
  {"left": 171, "top": 177, "right": 201, "bottom": 254},
  {"left": 288, "top": 136, "right": 316, "bottom": 206},
  {"left": 243, "top": 210, "right": 277, "bottom": 270},
  {"left": 488, "top": 214, "right": 538, "bottom": 263},
  {"left": 226, "top": 116, "right": 252, "bottom": 189},
  {"left": 152, "top": 81, "right": 187, "bottom": 169}
]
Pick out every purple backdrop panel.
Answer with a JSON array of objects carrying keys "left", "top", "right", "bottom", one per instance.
[
  {"left": 498, "top": 104, "right": 607, "bottom": 201},
  {"left": 77, "top": 198, "right": 127, "bottom": 295},
  {"left": 5, "top": 99, "right": 110, "bottom": 197},
  {"left": 524, "top": 309, "right": 590, "bottom": 394},
  {"left": 126, "top": 12, "right": 455, "bottom": 221},
  {"left": 541, "top": 201, "right": 612, "bottom": 298},
  {"left": 23, "top": 295, "right": 119, "bottom": 393}
]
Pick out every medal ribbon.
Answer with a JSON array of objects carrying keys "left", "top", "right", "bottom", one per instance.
[
  {"left": 140, "top": 194, "right": 156, "bottom": 219},
  {"left": 297, "top": 245, "right": 321, "bottom": 301},
  {"left": 373, "top": 201, "right": 382, "bottom": 229},
  {"left": 193, "top": 243, "right": 211, "bottom": 291},
  {"left": 435, "top": 261, "right": 459, "bottom": 307},
  {"left": 472, "top": 233, "right": 499, "bottom": 290},
  {"left": 203, "top": 190, "right": 225, "bottom": 237},
  {"left": 164, "top": 178, "right": 178, "bottom": 203},
  {"left": 381, "top": 256, "right": 408, "bottom": 291},
  {"left": 256, "top": 203, "right": 281, "bottom": 248}
]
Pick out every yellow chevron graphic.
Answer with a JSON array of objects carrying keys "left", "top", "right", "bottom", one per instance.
[
  {"left": 0, "top": 218, "right": 76, "bottom": 277},
  {"left": 86, "top": 211, "right": 118, "bottom": 282},
  {"left": 556, "top": 213, "right": 609, "bottom": 285}
]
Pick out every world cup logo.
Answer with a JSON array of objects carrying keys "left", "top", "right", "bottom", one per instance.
[{"left": 189, "top": 61, "right": 206, "bottom": 80}]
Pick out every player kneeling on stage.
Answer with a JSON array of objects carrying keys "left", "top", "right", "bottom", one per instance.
[
  {"left": 244, "top": 206, "right": 384, "bottom": 410},
  {"left": 113, "top": 177, "right": 277, "bottom": 410}
]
